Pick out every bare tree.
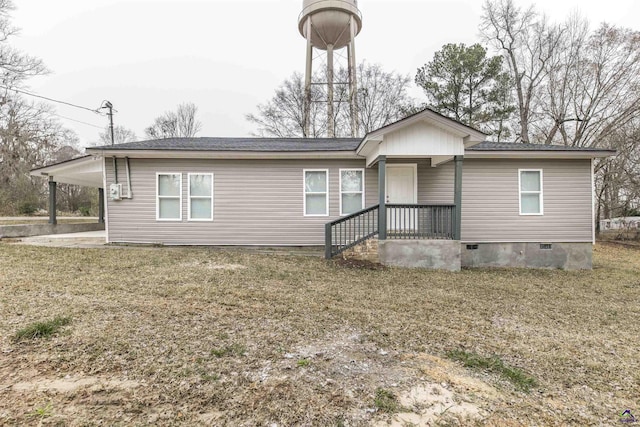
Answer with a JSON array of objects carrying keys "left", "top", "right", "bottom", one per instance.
[
  {"left": 481, "top": 0, "right": 564, "bottom": 143},
  {"left": 352, "top": 62, "right": 414, "bottom": 135},
  {"left": 0, "top": 0, "right": 47, "bottom": 88},
  {"left": 595, "top": 122, "right": 640, "bottom": 228},
  {"left": 246, "top": 72, "right": 326, "bottom": 138},
  {"left": 98, "top": 125, "right": 137, "bottom": 146},
  {"left": 0, "top": 97, "right": 78, "bottom": 214},
  {"left": 247, "top": 63, "right": 415, "bottom": 138},
  {"left": 542, "top": 22, "right": 640, "bottom": 148},
  {"left": 145, "top": 102, "right": 203, "bottom": 139}
]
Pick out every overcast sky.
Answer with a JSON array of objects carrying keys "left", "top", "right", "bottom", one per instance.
[{"left": 10, "top": 0, "right": 640, "bottom": 146}]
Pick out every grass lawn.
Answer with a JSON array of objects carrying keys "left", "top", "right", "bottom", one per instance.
[{"left": 0, "top": 242, "right": 638, "bottom": 425}]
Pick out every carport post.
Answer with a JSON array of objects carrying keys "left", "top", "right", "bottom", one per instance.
[
  {"left": 48, "top": 176, "right": 57, "bottom": 225},
  {"left": 98, "top": 188, "right": 105, "bottom": 224}
]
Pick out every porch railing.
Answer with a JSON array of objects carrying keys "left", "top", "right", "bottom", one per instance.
[
  {"left": 386, "top": 204, "right": 456, "bottom": 240},
  {"left": 325, "top": 204, "right": 379, "bottom": 259},
  {"left": 325, "top": 204, "right": 456, "bottom": 259}
]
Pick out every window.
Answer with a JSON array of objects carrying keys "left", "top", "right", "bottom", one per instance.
[
  {"left": 188, "top": 173, "right": 213, "bottom": 221},
  {"left": 519, "top": 169, "right": 543, "bottom": 215},
  {"left": 157, "top": 173, "right": 182, "bottom": 220},
  {"left": 340, "top": 169, "right": 364, "bottom": 215},
  {"left": 304, "top": 169, "right": 328, "bottom": 216}
]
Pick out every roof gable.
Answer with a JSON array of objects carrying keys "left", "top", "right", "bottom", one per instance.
[{"left": 356, "top": 109, "right": 488, "bottom": 166}]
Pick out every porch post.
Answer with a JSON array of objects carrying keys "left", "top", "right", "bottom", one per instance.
[
  {"left": 454, "top": 155, "right": 463, "bottom": 240},
  {"left": 98, "top": 188, "right": 105, "bottom": 224},
  {"left": 378, "top": 156, "right": 387, "bottom": 240},
  {"left": 48, "top": 176, "right": 57, "bottom": 225}
]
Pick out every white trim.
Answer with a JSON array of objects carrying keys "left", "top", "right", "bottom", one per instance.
[
  {"left": 339, "top": 168, "right": 365, "bottom": 216},
  {"left": 518, "top": 169, "right": 544, "bottom": 216},
  {"left": 102, "top": 157, "right": 109, "bottom": 244},
  {"left": 356, "top": 109, "right": 487, "bottom": 155},
  {"left": 385, "top": 163, "right": 418, "bottom": 204},
  {"left": 466, "top": 151, "right": 614, "bottom": 159},
  {"left": 591, "top": 158, "right": 595, "bottom": 244},
  {"left": 303, "top": 169, "right": 329, "bottom": 217},
  {"left": 187, "top": 173, "right": 214, "bottom": 222},
  {"left": 156, "top": 172, "right": 182, "bottom": 221},
  {"left": 86, "top": 149, "right": 362, "bottom": 161}
]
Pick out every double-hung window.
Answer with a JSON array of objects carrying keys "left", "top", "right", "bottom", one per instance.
[
  {"left": 304, "top": 169, "right": 328, "bottom": 216},
  {"left": 157, "top": 173, "right": 182, "bottom": 220},
  {"left": 340, "top": 169, "right": 364, "bottom": 215},
  {"left": 519, "top": 169, "right": 543, "bottom": 215},
  {"left": 188, "top": 173, "right": 213, "bottom": 221}
]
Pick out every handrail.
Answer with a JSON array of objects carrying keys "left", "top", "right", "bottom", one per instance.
[
  {"left": 324, "top": 204, "right": 456, "bottom": 259},
  {"left": 325, "top": 204, "right": 379, "bottom": 258}
]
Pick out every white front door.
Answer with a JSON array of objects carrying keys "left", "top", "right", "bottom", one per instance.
[{"left": 386, "top": 164, "right": 417, "bottom": 232}]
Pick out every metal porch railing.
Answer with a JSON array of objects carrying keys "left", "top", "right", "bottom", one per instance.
[
  {"left": 325, "top": 204, "right": 379, "bottom": 259},
  {"left": 325, "top": 204, "right": 456, "bottom": 259}
]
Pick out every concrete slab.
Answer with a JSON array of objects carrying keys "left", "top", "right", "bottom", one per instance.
[{"left": 15, "top": 230, "right": 107, "bottom": 248}]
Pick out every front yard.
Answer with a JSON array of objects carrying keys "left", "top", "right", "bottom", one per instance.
[{"left": 0, "top": 242, "right": 638, "bottom": 425}]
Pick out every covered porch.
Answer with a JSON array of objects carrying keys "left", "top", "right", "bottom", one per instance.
[
  {"left": 29, "top": 155, "right": 106, "bottom": 232},
  {"left": 324, "top": 109, "right": 487, "bottom": 269}
]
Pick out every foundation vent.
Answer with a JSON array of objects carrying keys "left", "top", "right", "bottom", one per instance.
[
  {"left": 540, "top": 243, "right": 552, "bottom": 250},
  {"left": 466, "top": 244, "right": 479, "bottom": 250}
]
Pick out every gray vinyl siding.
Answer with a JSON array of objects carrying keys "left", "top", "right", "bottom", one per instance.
[
  {"left": 388, "top": 158, "right": 592, "bottom": 242},
  {"left": 105, "top": 157, "right": 593, "bottom": 245},
  {"left": 105, "top": 158, "right": 375, "bottom": 245},
  {"left": 461, "top": 159, "right": 593, "bottom": 242}
]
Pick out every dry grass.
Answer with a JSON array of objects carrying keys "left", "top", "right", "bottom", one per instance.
[{"left": 0, "top": 242, "right": 639, "bottom": 425}]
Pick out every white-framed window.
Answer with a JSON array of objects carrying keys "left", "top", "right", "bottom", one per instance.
[
  {"left": 304, "top": 169, "right": 329, "bottom": 216},
  {"left": 340, "top": 168, "right": 364, "bottom": 216},
  {"left": 188, "top": 173, "right": 213, "bottom": 221},
  {"left": 519, "top": 169, "right": 543, "bottom": 215},
  {"left": 156, "top": 173, "right": 182, "bottom": 221}
]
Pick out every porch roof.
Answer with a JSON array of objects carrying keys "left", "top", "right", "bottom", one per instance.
[
  {"left": 30, "top": 155, "right": 103, "bottom": 188},
  {"left": 356, "top": 108, "right": 489, "bottom": 167}
]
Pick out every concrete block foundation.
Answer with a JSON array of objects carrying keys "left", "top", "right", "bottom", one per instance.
[
  {"left": 461, "top": 242, "right": 592, "bottom": 270},
  {"left": 378, "top": 239, "right": 461, "bottom": 271}
]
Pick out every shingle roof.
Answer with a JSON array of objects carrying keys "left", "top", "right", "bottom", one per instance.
[
  {"left": 89, "top": 137, "right": 615, "bottom": 154},
  {"left": 92, "top": 137, "right": 362, "bottom": 152},
  {"left": 467, "top": 141, "right": 615, "bottom": 152}
]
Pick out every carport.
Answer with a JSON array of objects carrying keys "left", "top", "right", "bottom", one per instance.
[{"left": 30, "top": 155, "right": 105, "bottom": 225}]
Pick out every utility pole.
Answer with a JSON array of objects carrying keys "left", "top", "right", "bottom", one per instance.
[{"left": 102, "top": 101, "right": 115, "bottom": 145}]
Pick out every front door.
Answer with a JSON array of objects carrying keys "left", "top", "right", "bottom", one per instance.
[{"left": 385, "top": 164, "right": 417, "bottom": 232}]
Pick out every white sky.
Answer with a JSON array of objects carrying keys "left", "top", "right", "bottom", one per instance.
[{"left": 9, "top": 0, "right": 640, "bottom": 146}]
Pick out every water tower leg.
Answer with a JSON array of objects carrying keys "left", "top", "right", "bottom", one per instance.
[
  {"left": 327, "top": 43, "right": 335, "bottom": 138},
  {"left": 304, "top": 18, "right": 313, "bottom": 137},
  {"left": 349, "top": 16, "right": 359, "bottom": 137}
]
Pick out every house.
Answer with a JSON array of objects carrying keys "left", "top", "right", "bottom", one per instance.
[
  {"left": 600, "top": 217, "right": 640, "bottom": 231},
  {"left": 31, "top": 109, "right": 614, "bottom": 270}
]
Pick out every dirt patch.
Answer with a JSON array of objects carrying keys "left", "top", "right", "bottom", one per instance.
[
  {"left": 179, "top": 261, "right": 246, "bottom": 270},
  {"left": 11, "top": 376, "right": 140, "bottom": 393},
  {"left": 333, "top": 257, "right": 386, "bottom": 270}
]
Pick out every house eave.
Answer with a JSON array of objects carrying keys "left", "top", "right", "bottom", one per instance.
[
  {"left": 85, "top": 148, "right": 363, "bottom": 160},
  {"left": 465, "top": 150, "right": 615, "bottom": 159}
]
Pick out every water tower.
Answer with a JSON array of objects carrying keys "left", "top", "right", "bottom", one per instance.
[{"left": 299, "top": 0, "right": 362, "bottom": 137}]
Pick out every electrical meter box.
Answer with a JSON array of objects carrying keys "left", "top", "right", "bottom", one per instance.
[{"left": 109, "top": 183, "right": 122, "bottom": 201}]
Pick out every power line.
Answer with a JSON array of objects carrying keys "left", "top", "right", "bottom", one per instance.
[
  {"left": 0, "top": 85, "right": 104, "bottom": 114},
  {"left": 49, "top": 112, "right": 105, "bottom": 130}
]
